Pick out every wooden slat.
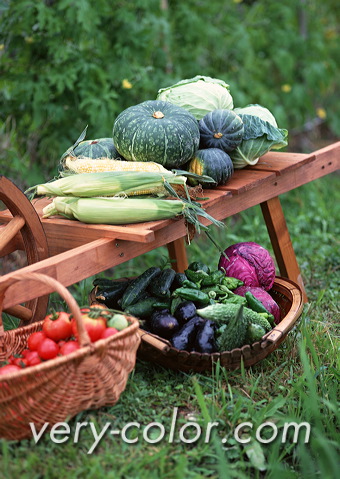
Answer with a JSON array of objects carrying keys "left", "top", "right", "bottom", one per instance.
[
  {"left": 218, "top": 169, "right": 276, "bottom": 194},
  {"left": 249, "top": 152, "right": 311, "bottom": 175}
]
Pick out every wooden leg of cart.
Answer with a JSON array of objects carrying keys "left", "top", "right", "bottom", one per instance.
[
  {"left": 261, "top": 196, "right": 308, "bottom": 303},
  {"left": 167, "top": 238, "right": 188, "bottom": 272}
]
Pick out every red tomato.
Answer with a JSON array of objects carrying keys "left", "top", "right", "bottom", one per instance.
[
  {"left": 21, "top": 349, "right": 31, "bottom": 358},
  {"left": 59, "top": 340, "right": 80, "bottom": 356},
  {"left": 37, "top": 338, "right": 59, "bottom": 360},
  {"left": 71, "top": 307, "right": 107, "bottom": 342},
  {"left": 42, "top": 311, "right": 72, "bottom": 342},
  {"left": 12, "top": 357, "right": 29, "bottom": 368},
  {"left": 0, "top": 364, "right": 21, "bottom": 376},
  {"left": 27, "top": 331, "right": 46, "bottom": 351},
  {"left": 25, "top": 351, "right": 42, "bottom": 366},
  {"left": 100, "top": 327, "right": 119, "bottom": 339}
]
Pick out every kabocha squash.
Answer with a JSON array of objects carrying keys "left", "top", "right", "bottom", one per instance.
[
  {"left": 199, "top": 109, "right": 244, "bottom": 153},
  {"left": 71, "top": 138, "right": 123, "bottom": 160},
  {"left": 112, "top": 100, "right": 200, "bottom": 169},
  {"left": 187, "top": 148, "right": 234, "bottom": 187}
]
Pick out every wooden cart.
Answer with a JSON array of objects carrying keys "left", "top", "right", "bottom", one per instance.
[{"left": 0, "top": 142, "right": 339, "bottom": 326}]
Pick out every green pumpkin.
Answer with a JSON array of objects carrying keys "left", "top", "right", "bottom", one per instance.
[
  {"left": 187, "top": 148, "right": 234, "bottom": 187},
  {"left": 112, "top": 100, "right": 200, "bottom": 168},
  {"left": 199, "top": 109, "right": 244, "bottom": 152},
  {"left": 72, "top": 138, "right": 123, "bottom": 159}
]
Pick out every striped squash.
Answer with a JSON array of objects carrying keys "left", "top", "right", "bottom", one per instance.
[
  {"left": 72, "top": 138, "right": 123, "bottom": 160},
  {"left": 199, "top": 109, "right": 244, "bottom": 153},
  {"left": 112, "top": 100, "right": 200, "bottom": 169},
  {"left": 187, "top": 148, "right": 234, "bottom": 187}
]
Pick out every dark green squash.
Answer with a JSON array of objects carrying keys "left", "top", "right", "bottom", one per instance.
[
  {"left": 112, "top": 100, "right": 200, "bottom": 168},
  {"left": 199, "top": 109, "right": 244, "bottom": 152},
  {"left": 72, "top": 138, "right": 124, "bottom": 160},
  {"left": 187, "top": 148, "right": 234, "bottom": 187}
]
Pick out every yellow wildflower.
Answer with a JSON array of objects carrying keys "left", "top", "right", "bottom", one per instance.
[
  {"left": 316, "top": 108, "right": 327, "bottom": 119},
  {"left": 122, "top": 79, "right": 133, "bottom": 89},
  {"left": 281, "top": 84, "right": 292, "bottom": 93},
  {"left": 25, "top": 36, "right": 34, "bottom": 44},
  {"left": 0, "top": 44, "right": 4, "bottom": 51}
]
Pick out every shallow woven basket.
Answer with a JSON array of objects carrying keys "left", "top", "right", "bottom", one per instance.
[
  {"left": 0, "top": 272, "right": 140, "bottom": 441},
  {"left": 136, "top": 277, "right": 304, "bottom": 372}
]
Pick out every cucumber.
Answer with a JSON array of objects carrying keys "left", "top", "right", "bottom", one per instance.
[
  {"left": 93, "top": 277, "right": 130, "bottom": 288},
  {"left": 125, "top": 297, "right": 169, "bottom": 318},
  {"left": 148, "top": 268, "right": 176, "bottom": 299},
  {"left": 171, "top": 272, "right": 187, "bottom": 290},
  {"left": 120, "top": 267, "right": 161, "bottom": 309},
  {"left": 94, "top": 279, "right": 131, "bottom": 308}
]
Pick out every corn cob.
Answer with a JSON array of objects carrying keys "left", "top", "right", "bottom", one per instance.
[
  {"left": 63, "top": 155, "right": 171, "bottom": 174},
  {"left": 27, "top": 171, "right": 188, "bottom": 198},
  {"left": 42, "top": 196, "right": 224, "bottom": 235}
]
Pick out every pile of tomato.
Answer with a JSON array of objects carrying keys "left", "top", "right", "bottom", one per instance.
[{"left": 0, "top": 306, "right": 130, "bottom": 376}]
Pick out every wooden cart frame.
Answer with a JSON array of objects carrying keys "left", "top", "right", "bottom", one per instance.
[{"left": 0, "top": 142, "right": 339, "bottom": 324}]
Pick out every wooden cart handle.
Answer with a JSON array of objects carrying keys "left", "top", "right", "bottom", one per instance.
[{"left": 0, "top": 272, "right": 92, "bottom": 348}]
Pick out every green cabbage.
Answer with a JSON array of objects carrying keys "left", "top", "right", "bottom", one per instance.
[
  {"left": 234, "top": 104, "right": 278, "bottom": 127},
  {"left": 157, "top": 75, "right": 233, "bottom": 120},
  {"left": 229, "top": 105, "right": 288, "bottom": 169}
]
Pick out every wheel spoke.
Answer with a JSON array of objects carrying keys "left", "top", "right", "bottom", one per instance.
[
  {"left": 3, "top": 304, "right": 33, "bottom": 322},
  {"left": 0, "top": 216, "right": 25, "bottom": 252}
]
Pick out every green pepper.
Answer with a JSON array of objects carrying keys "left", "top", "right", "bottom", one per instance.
[
  {"left": 201, "top": 269, "right": 225, "bottom": 287},
  {"left": 221, "top": 294, "right": 247, "bottom": 305},
  {"left": 185, "top": 268, "right": 210, "bottom": 285},
  {"left": 187, "top": 262, "right": 210, "bottom": 274},
  {"left": 182, "top": 279, "right": 200, "bottom": 289},
  {"left": 221, "top": 276, "right": 244, "bottom": 290},
  {"left": 173, "top": 287, "right": 211, "bottom": 305}
]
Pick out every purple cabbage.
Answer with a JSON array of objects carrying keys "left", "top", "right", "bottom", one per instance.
[
  {"left": 234, "top": 285, "right": 281, "bottom": 324},
  {"left": 218, "top": 241, "right": 276, "bottom": 291}
]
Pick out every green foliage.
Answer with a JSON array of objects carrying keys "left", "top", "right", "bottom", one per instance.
[{"left": 0, "top": 0, "right": 339, "bottom": 184}]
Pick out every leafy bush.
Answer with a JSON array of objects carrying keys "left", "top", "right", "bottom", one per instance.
[{"left": 0, "top": 0, "right": 339, "bottom": 184}]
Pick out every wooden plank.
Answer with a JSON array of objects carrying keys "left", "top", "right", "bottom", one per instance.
[
  {"left": 218, "top": 170, "right": 276, "bottom": 194},
  {"left": 249, "top": 152, "right": 311, "bottom": 175},
  {"left": 261, "top": 197, "right": 308, "bottom": 302}
]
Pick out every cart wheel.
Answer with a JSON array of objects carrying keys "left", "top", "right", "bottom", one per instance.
[{"left": 0, "top": 176, "right": 49, "bottom": 324}]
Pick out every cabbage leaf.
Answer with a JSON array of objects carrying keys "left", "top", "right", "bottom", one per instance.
[
  {"left": 157, "top": 75, "right": 233, "bottom": 120},
  {"left": 229, "top": 112, "right": 288, "bottom": 169}
]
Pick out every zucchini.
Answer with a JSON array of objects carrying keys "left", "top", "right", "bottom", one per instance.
[
  {"left": 148, "top": 268, "right": 176, "bottom": 299},
  {"left": 120, "top": 267, "right": 161, "bottom": 309},
  {"left": 125, "top": 296, "right": 170, "bottom": 318}
]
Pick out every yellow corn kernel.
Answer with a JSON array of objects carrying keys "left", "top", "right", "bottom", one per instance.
[{"left": 64, "top": 156, "right": 170, "bottom": 174}]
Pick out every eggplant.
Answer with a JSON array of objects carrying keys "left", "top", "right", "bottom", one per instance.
[
  {"left": 193, "top": 320, "right": 218, "bottom": 354},
  {"left": 174, "top": 301, "right": 197, "bottom": 324},
  {"left": 151, "top": 312, "right": 179, "bottom": 339},
  {"left": 171, "top": 315, "right": 205, "bottom": 351}
]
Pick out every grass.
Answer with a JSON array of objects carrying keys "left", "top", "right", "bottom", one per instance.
[{"left": 1, "top": 173, "right": 339, "bottom": 479}]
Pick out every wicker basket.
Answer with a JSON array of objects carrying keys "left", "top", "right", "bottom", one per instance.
[
  {"left": 0, "top": 272, "right": 140, "bottom": 441},
  {"left": 136, "top": 277, "right": 304, "bottom": 372}
]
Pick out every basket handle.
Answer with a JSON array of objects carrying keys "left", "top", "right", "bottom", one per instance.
[
  {"left": 137, "top": 329, "right": 171, "bottom": 353},
  {"left": 0, "top": 272, "right": 92, "bottom": 347}
]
